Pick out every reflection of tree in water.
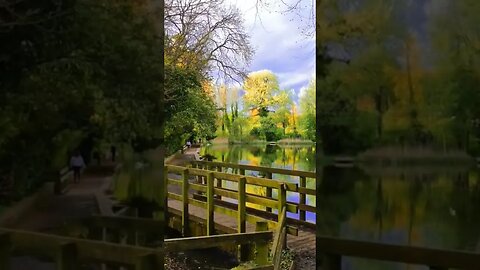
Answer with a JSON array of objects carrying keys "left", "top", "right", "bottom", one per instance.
[
  {"left": 317, "top": 166, "right": 368, "bottom": 236},
  {"left": 260, "top": 145, "right": 279, "bottom": 167},
  {"left": 449, "top": 170, "right": 480, "bottom": 250},
  {"left": 373, "top": 178, "right": 387, "bottom": 240},
  {"left": 407, "top": 175, "right": 423, "bottom": 245}
]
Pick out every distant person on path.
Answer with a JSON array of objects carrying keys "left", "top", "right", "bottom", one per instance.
[
  {"left": 186, "top": 141, "right": 191, "bottom": 148},
  {"left": 110, "top": 145, "right": 116, "bottom": 162},
  {"left": 70, "top": 151, "right": 85, "bottom": 183}
]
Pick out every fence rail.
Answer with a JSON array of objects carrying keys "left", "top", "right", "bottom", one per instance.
[
  {"left": 166, "top": 165, "right": 298, "bottom": 237},
  {"left": 0, "top": 228, "right": 164, "bottom": 270},
  {"left": 191, "top": 160, "right": 316, "bottom": 223},
  {"left": 317, "top": 236, "right": 480, "bottom": 270}
]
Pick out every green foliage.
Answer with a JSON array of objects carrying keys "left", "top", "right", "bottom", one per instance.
[
  {"left": 164, "top": 66, "right": 217, "bottom": 154},
  {"left": 0, "top": 0, "right": 164, "bottom": 198},
  {"left": 299, "top": 79, "right": 316, "bottom": 141}
]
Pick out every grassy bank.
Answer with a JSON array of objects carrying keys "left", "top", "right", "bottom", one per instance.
[
  {"left": 356, "top": 146, "right": 475, "bottom": 165},
  {"left": 210, "top": 137, "right": 315, "bottom": 145}
]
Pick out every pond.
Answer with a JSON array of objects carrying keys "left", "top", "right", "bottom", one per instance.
[
  {"left": 319, "top": 164, "right": 480, "bottom": 270},
  {"left": 202, "top": 144, "right": 480, "bottom": 269},
  {"left": 200, "top": 143, "right": 317, "bottom": 223}
]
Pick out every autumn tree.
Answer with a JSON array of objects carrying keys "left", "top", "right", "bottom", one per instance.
[{"left": 242, "top": 70, "right": 283, "bottom": 117}]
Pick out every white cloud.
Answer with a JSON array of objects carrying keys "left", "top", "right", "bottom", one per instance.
[{"left": 224, "top": 0, "right": 315, "bottom": 99}]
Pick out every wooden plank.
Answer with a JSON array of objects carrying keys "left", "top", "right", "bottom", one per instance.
[
  {"left": 0, "top": 228, "right": 164, "bottom": 266},
  {"left": 238, "top": 176, "right": 247, "bottom": 261},
  {"left": 273, "top": 227, "right": 286, "bottom": 270},
  {"left": 317, "top": 236, "right": 480, "bottom": 269},
  {"left": 192, "top": 161, "right": 315, "bottom": 178},
  {"left": 212, "top": 187, "right": 298, "bottom": 214},
  {"left": 182, "top": 168, "right": 189, "bottom": 236},
  {"left": 95, "top": 192, "right": 114, "bottom": 216},
  {"left": 299, "top": 176, "right": 307, "bottom": 221},
  {"left": 207, "top": 172, "right": 215, "bottom": 235},
  {"left": 298, "top": 204, "right": 316, "bottom": 214},
  {"left": 244, "top": 176, "right": 297, "bottom": 191},
  {"left": 298, "top": 187, "right": 316, "bottom": 196},
  {"left": 168, "top": 192, "right": 182, "bottom": 202},
  {"left": 238, "top": 177, "right": 246, "bottom": 234},
  {"left": 190, "top": 194, "right": 299, "bottom": 236},
  {"left": 265, "top": 172, "right": 273, "bottom": 213},
  {"left": 164, "top": 231, "right": 272, "bottom": 252},
  {"left": 168, "top": 179, "right": 182, "bottom": 186},
  {"left": 255, "top": 222, "right": 270, "bottom": 266}
]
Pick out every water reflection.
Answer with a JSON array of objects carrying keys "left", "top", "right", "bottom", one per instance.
[
  {"left": 318, "top": 164, "right": 480, "bottom": 270},
  {"left": 201, "top": 144, "right": 316, "bottom": 222}
]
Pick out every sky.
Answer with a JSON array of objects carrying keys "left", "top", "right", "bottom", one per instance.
[{"left": 226, "top": 0, "right": 315, "bottom": 105}]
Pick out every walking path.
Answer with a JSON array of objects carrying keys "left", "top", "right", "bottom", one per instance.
[{"left": 5, "top": 164, "right": 116, "bottom": 270}]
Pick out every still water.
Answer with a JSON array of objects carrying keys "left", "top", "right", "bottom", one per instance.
[
  {"left": 200, "top": 144, "right": 316, "bottom": 223},
  {"left": 202, "top": 144, "right": 480, "bottom": 270}
]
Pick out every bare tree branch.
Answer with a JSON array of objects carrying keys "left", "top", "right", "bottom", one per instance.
[{"left": 165, "top": 0, "right": 253, "bottom": 83}]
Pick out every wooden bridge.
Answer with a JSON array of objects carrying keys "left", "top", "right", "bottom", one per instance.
[
  {"left": 164, "top": 160, "right": 317, "bottom": 267},
  {"left": 0, "top": 161, "right": 296, "bottom": 270}
]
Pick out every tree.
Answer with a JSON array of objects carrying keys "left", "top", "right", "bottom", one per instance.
[
  {"left": 164, "top": 0, "right": 253, "bottom": 83},
  {"left": 0, "top": 0, "right": 165, "bottom": 197},
  {"left": 242, "top": 70, "right": 283, "bottom": 117},
  {"left": 299, "top": 79, "right": 316, "bottom": 141},
  {"left": 271, "top": 89, "right": 294, "bottom": 136}
]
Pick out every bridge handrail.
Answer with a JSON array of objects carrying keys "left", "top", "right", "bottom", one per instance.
[
  {"left": 164, "top": 230, "right": 272, "bottom": 252},
  {"left": 188, "top": 162, "right": 316, "bottom": 223},
  {"left": 191, "top": 160, "right": 315, "bottom": 178},
  {"left": 0, "top": 228, "right": 164, "bottom": 269},
  {"left": 317, "top": 236, "right": 480, "bottom": 270},
  {"left": 165, "top": 165, "right": 299, "bottom": 237}
]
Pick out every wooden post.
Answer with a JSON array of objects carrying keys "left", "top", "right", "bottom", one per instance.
[
  {"left": 56, "top": 242, "right": 78, "bottom": 270},
  {"left": 182, "top": 168, "right": 189, "bottom": 236},
  {"left": 237, "top": 176, "right": 248, "bottom": 261},
  {"left": 265, "top": 172, "right": 273, "bottom": 212},
  {"left": 239, "top": 168, "right": 245, "bottom": 175},
  {"left": 207, "top": 172, "right": 215, "bottom": 235},
  {"left": 299, "top": 176, "right": 306, "bottom": 221},
  {"left": 278, "top": 183, "right": 287, "bottom": 248},
  {"left": 322, "top": 253, "right": 341, "bottom": 270},
  {"left": 255, "top": 222, "right": 269, "bottom": 266},
  {"left": 216, "top": 166, "right": 222, "bottom": 200},
  {"left": 0, "top": 233, "right": 11, "bottom": 269}
]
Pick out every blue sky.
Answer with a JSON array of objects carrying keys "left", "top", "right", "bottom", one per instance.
[{"left": 227, "top": 0, "right": 315, "bottom": 105}]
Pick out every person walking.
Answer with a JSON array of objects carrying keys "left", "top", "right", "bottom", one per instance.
[{"left": 70, "top": 151, "right": 85, "bottom": 183}]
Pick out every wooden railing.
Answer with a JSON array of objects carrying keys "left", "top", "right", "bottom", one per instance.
[
  {"left": 191, "top": 160, "right": 316, "bottom": 223},
  {"left": 271, "top": 207, "right": 287, "bottom": 269},
  {"left": 67, "top": 215, "right": 276, "bottom": 269},
  {"left": 0, "top": 228, "right": 164, "bottom": 270},
  {"left": 166, "top": 165, "right": 298, "bottom": 236},
  {"left": 54, "top": 166, "right": 74, "bottom": 195},
  {"left": 317, "top": 236, "right": 480, "bottom": 270}
]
